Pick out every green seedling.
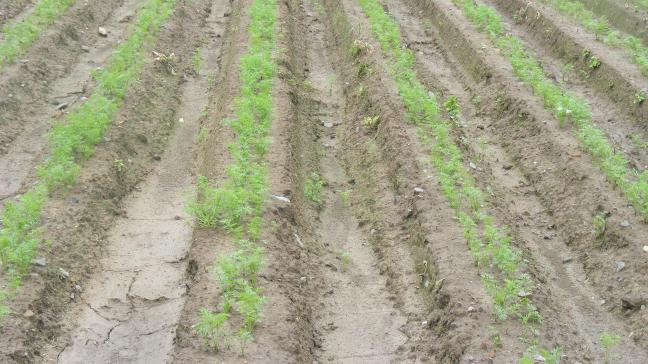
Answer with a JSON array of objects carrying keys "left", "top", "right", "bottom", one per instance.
[
  {"left": 588, "top": 56, "right": 601, "bottom": 70},
  {"left": 194, "top": 309, "right": 230, "bottom": 351},
  {"left": 593, "top": 212, "right": 607, "bottom": 239},
  {"left": 362, "top": 115, "right": 379, "bottom": 127},
  {"left": 336, "top": 250, "right": 352, "bottom": 270},
  {"left": 192, "top": 49, "right": 203, "bottom": 74},
  {"left": 600, "top": 331, "right": 621, "bottom": 364},
  {"left": 340, "top": 189, "right": 351, "bottom": 205},
  {"left": 634, "top": 90, "right": 646, "bottom": 104},
  {"left": 304, "top": 172, "right": 325, "bottom": 205}
]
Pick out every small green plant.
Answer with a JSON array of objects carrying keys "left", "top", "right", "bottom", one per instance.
[
  {"left": 192, "top": 49, "right": 203, "bottom": 74},
  {"left": 362, "top": 115, "right": 379, "bottom": 127},
  {"left": 207, "top": 73, "right": 217, "bottom": 88},
  {"left": 336, "top": 250, "right": 352, "bottom": 270},
  {"left": 489, "top": 326, "right": 502, "bottom": 348},
  {"left": 634, "top": 90, "right": 646, "bottom": 104},
  {"left": 600, "top": 331, "right": 621, "bottom": 363},
  {"left": 304, "top": 172, "right": 325, "bottom": 205},
  {"left": 630, "top": 134, "right": 648, "bottom": 149},
  {"left": 113, "top": 159, "right": 126, "bottom": 173},
  {"left": 197, "top": 127, "right": 209, "bottom": 143},
  {"left": 593, "top": 212, "right": 607, "bottom": 239},
  {"left": 588, "top": 56, "right": 601, "bottom": 69},
  {"left": 194, "top": 309, "right": 230, "bottom": 351},
  {"left": 340, "top": 189, "right": 351, "bottom": 205},
  {"left": 444, "top": 95, "right": 461, "bottom": 122}
]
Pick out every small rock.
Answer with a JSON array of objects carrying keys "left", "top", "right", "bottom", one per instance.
[
  {"left": 616, "top": 261, "right": 626, "bottom": 272},
  {"left": 74, "top": 284, "right": 82, "bottom": 292},
  {"left": 31, "top": 257, "right": 46, "bottom": 267},
  {"left": 413, "top": 187, "right": 425, "bottom": 195},
  {"left": 323, "top": 122, "right": 333, "bottom": 128},
  {"left": 600, "top": 299, "right": 606, "bottom": 305},
  {"left": 620, "top": 220, "right": 630, "bottom": 228},
  {"left": 643, "top": 245, "right": 648, "bottom": 253},
  {"left": 421, "top": 320, "right": 428, "bottom": 326},
  {"left": 642, "top": 305, "right": 646, "bottom": 311},
  {"left": 178, "top": 117, "right": 184, "bottom": 123},
  {"left": 272, "top": 195, "right": 291, "bottom": 203},
  {"left": 23, "top": 310, "right": 34, "bottom": 318},
  {"left": 81, "top": 45, "right": 90, "bottom": 52},
  {"left": 469, "top": 162, "right": 477, "bottom": 170},
  {"left": 55, "top": 102, "right": 68, "bottom": 110},
  {"left": 517, "top": 291, "right": 531, "bottom": 298},
  {"left": 503, "top": 164, "right": 513, "bottom": 170},
  {"left": 98, "top": 27, "right": 108, "bottom": 37},
  {"left": 562, "top": 257, "right": 573, "bottom": 264},
  {"left": 467, "top": 306, "right": 476, "bottom": 312},
  {"left": 533, "top": 354, "right": 546, "bottom": 362}
]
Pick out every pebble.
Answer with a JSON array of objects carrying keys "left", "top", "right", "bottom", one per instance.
[
  {"left": 413, "top": 187, "right": 425, "bottom": 194},
  {"left": 469, "top": 162, "right": 477, "bottom": 170},
  {"left": 533, "top": 354, "right": 546, "bottom": 362},
  {"left": 643, "top": 246, "right": 648, "bottom": 253},
  {"left": 23, "top": 310, "right": 34, "bottom": 318},
  {"left": 98, "top": 27, "right": 108, "bottom": 37},
  {"left": 620, "top": 220, "right": 630, "bottom": 228},
  {"left": 271, "top": 195, "right": 291, "bottom": 203},
  {"left": 31, "top": 257, "right": 46, "bottom": 267},
  {"left": 323, "top": 122, "right": 333, "bottom": 128},
  {"left": 467, "top": 306, "right": 476, "bottom": 312},
  {"left": 517, "top": 291, "right": 531, "bottom": 298},
  {"left": 55, "top": 102, "right": 68, "bottom": 110},
  {"left": 616, "top": 261, "right": 626, "bottom": 272}
]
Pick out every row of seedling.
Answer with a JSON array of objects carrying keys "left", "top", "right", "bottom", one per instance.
[
  {"left": 354, "top": 0, "right": 556, "bottom": 359},
  {"left": 454, "top": 0, "right": 648, "bottom": 220},
  {"left": 0, "top": 0, "right": 178, "bottom": 319},
  {"left": 0, "top": 0, "right": 76, "bottom": 69},
  {"left": 189, "top": 0, "right": 278, "bottom": 354},
  {"left": 537, "top": 0, "right": 648, "bottom": 78}
]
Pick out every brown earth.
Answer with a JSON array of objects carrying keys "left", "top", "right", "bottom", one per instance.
[
  {"left": 1, "top": 0, "right": 648, "bottom": 362},
  {"left": 0, "top": 0, "right": 35, "bottom": 26}
]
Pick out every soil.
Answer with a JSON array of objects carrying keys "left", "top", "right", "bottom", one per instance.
[
  {"left": 0, "top": 0, "right": 35, "bottom": 27},
  {"left": 2, "top": 0, "right": 648, "bottom": 362}
]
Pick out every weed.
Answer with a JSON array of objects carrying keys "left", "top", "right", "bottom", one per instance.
[
  {"left": 197, "top": 127, "right": 209, "bottom": 143},
  {"left": 593, "top": 212, "right": 607, "bottom": 239},
  {"left": 336, "top": 250, "right": 352, "bottom": 270},
  {"left": 192, "top": 49, "right": 203, "bottom": 74},
  {"left": 362, "top": 115, "right": 379, "bottom": 127},
  {"left": 444, "top": 95, "right": 461, "bottom": 123},
  {"left": 634, "top": 90, "right": 646, "bottom": 104},
  {"left": 588, "top": 56, "right": 601, "bottom": 70},
  {"left": 630, "top": 134, "right": 648, "bottom": 149},
  {"left": 600, "top": 331, "right": 621, "bottom": 363},
  {"left": 304, "top": 172, "right": 325, "bottom": 205},
  {"left": 340, "top": 189, "right": 351, "bottom": 205}
]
